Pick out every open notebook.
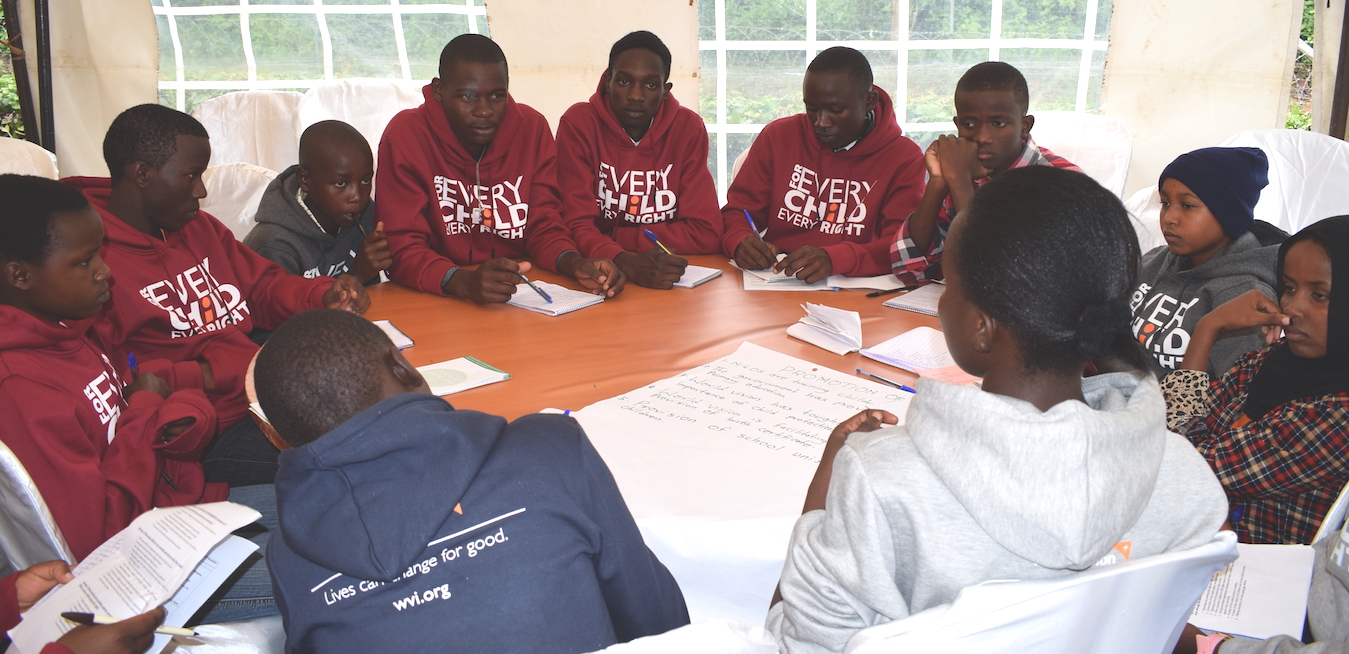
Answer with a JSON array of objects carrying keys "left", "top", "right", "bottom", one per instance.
[
  {"left": 507, "top": 281, "right": 604, "bottom": 316},
  {"left": 416, "top": 357, "right": 511, "bottom": 395}
]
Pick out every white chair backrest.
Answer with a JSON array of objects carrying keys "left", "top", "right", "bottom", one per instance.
[
  {"left": 584, "top": 618, "right": 777, "bottom": 654},
  {"left": 200, "top": 163, "right": 279, "bottom": 242},
  {"left": 0, "top": 439, "right": 74, "bottom": 570},
  {"left": 295, "top": 78, "right": 425, "bottom": 165},
  {"left": 193, "top": 91, "right": 305, "bottom": 172},
  {"left": 1030, "top": 111, "right": 1133, "bottom": 198},
  {"left": 844, "top": 531, "right": 1238, "bottom": 654},
  {"left": 1217, "top": 129, "right": 1349, "bottom": 235},
  {"left": 0, "top": 137, "right": 58, "bottom": 179},
  {"left": 1315, "top": 479, "right": 1349, "bottom": 545},
  {"left": 1125, "top": 185, "right": 1165, "bottom": 253}
]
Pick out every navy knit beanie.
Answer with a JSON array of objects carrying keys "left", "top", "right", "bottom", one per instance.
[{"left": 1159, "top": 146, "right": 1269, "bottom": 238}]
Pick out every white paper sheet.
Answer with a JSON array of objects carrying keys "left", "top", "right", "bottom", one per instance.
[
  {"left": 416, "top": 357, "right": 511, "bottom": 396},
  {"left": 145, "top": 536, "right": 259, "bottom": 653},
  {"left": 860, "top": 326, "right": 957, "bottom": 373},
  {"left": 507, "top": 281, "right": 604, "bottom": 316},
  {"left": 576, "top": 343, "right": 912, "bottom": 624},
  {"left": 9, "top": 503, "right": 260, "bottom": 653},
  {"left": 740, "top": 269, "right": 836, "bottom": 292},
  {"left": 883, "top": 283, "right": 944, "bottom": 316},
  {"left": 825, "top": 273, "right": 904, "bottom": 291},
  {"left": 787, "top": 303, "right": 862, "bottom": 355},
  {"left": 1190, "top": 543, "right": 1316, "bottom": 640},
  {"left": 674, "top": 265, "right": 723, "bottom": 288}
]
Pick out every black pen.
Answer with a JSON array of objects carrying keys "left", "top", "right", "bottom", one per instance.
[
  {"left": 867, "top": 285, "right": 920, "bottom": 298},
  {"left": 517, "top": 272, "right": 552, "bottom": 303}
]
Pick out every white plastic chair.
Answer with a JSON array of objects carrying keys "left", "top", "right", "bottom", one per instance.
[
  {"left": 1031, "top": 111, "right": 1133, "bottom": 199},
  {"left": 1217, "top": 129, "right": 1349, "bottom": 235},
  {"left": 295, "top": 78, "right": 424, "bottom": 164},
  {"left": 843, "top": 531, "right": 1239, "bottom": 654},
  {"left": 200, "top": 163, "right": 279, "bottom": 242},
  {"left": 1125, "top": 185, "right": 1165, "bottom": 253},
  {"left": 1314, "top": 480, "right": 1349, "bottom": 546},
  {"left": 0, "top": 137, "right": 59, "bottom": 179},
  {"left": 584, "top": 618, "right": 777, "bottom": 654},
  {"left": 192, "top": 91, "right": 305, "bottom": 172},
  {"left": 0, "top": 439, "right": 75, "bottom": 572}
]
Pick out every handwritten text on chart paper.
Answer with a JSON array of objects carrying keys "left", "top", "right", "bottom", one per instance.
[{"left": 605, "top": 343, "right": 909, "bottom": 464}]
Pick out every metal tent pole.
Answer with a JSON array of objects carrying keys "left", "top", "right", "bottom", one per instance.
[{"left": 33, "top": 0, "right": 52, "bottom": 152}]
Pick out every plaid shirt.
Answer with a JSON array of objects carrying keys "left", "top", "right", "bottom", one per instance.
[
  {"left": 890, "top": 138, "right": 1081, "bottom": 283},
  {"left": 1183, "top": 346, "right": 1349, "bottom": 544}
]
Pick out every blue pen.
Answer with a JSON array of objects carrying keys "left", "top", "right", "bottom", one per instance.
[
  {"left": 642, "top": 229, "right": 673, "bottom": 255},
  {"left": 855, "top": 368, "right": 916, "bottom": 393},
  {"left": 127, "top": 353, "right": 139, "bottom": 381},
  {"left": 742, "top": 209, "right": 757, "bottom": 233},
  {"left": 517, "top": 272, "right": 552, "bottom": 304}
]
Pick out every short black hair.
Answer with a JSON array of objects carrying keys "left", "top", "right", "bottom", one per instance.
[
  {"left": 255, "top": 310, "right": 394, "bottom": 448},
  {"left": 806, "top": 47, "right": 874, "bottom": 93},
  {"left": 955, "top": 61, "right": 1030, "bottom": 114},
  {"left": 608, "top": 30, "right": 672, "bottom": 81},
  {"left": 438, "top": 34, "right": 508, "bottom": 80},
  {"left": 0, "top": 175, "right": 92, "bottom": 265},
  {"left": 954, "top": 166, "right": 1149, "bottom": 374},
  {"left": 298, "top": 120, "right": 372, "bottom": 170},
  {"left": 102, "top": 104, "right": 209, "bottom": 185}
]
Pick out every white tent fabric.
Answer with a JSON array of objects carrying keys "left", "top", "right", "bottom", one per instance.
[
  {"left": 295, "top": 79, "right": 425, "bottom": 160},
  {"left": 1031, "top": 111, "right": 1132, "bottom": 198},
  {"left": 200, "top": 163, "right": 279, "bottom": 242},
  {"left": 193, "top": 91, "right": 305, "bottom": 173},
  {"left": 0, "top": 138, "right": 58, "bottom": 178}
]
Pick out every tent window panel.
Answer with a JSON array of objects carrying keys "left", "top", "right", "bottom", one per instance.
[
  {"left": 725, "top": 0, "right": 807, "bottom": 41},
  {"left": 251, "top": 14, "right": 324, "bottom": 81},
  {"left": 176, "top": 15, "right": 247, "bottom": 82},
  {"left": 999, "top": 0, "right": 1087, "bottom": 39},
  {"left": 156, "top": 15, "right": 176, "bottom": 82},
  {"left": 1000, "top": 47, "right": 1085, "bottom": 111},
  {"left": 906, "top": 48, "right": 987, "bottom": 123},
  {"left": 816, "top": 0, "right": 899, "bottom": 41},
  {"left": 726, "top": 50, "right": 806, "bottom": 125},
  {"left": 327, "top": 14, "right": 402, "bottom": 78},
  {"left": 910, "top": 0, "right": 994, "bottom": 41},
  {"left": 1085, "top": 48, "right": 1106, "bottom": 111},
  {"left": 404, "top": 13, "right": 472, "bottom": 81}
]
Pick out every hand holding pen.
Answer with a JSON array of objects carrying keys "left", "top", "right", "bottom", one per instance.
[{"left": 732, "top": 209, "right": 782, "bottom": 270}]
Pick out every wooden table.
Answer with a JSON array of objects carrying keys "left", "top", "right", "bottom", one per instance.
[{"left": 364, "top": 255, "right": 939, "bottom": 419}]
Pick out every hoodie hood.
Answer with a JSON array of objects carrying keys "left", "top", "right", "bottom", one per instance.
[
  {"left": 66, "top": 176, "right": 186, "bottom": 255},
  {"left": 274, "top": 393, "right": 506, "bottom": 581},
  {"left": 905, "top": 372, "right": 1168, "bottom": 569},
  {"left": 416, "top": 84, "right": 530, "bottom": 169},
  {"left": 588, "top": 73, "right": 685, "bottom": 149},
  {"left": 0, "top": 305, "right": 98, "bottom": 353},
  {"left": 251, "top": 165, "right": 374, "bottom": 243},
  {"left": 789, "top": 85, "right": 904, "bottom": 159},
  {"left": 1159, "top": 231, "right": 1280, "bottom": 283}
]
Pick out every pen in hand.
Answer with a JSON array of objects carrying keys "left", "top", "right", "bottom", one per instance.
[
  {"left": 643, "top": 229, "right": 674, "bottom": 255},
  {"left": 127, "top": 353, "right": 138, "bottom": 381},
  {"left": 61, "top": 612, "right": 196, "bottom": 637},
  {"left": 517, "top": 272, "right": 552, "bottom": 304}
]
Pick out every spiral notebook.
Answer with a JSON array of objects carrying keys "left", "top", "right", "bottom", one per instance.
[
  {"left": 674, "top": 265, "right": 723, "bottom": 288},
  {"left": 883, "top": 283, "right": 944, "bottom": 316},
  {"left": 507, "top": 281, "right": 605, "bottom": 316},
  {"left": 416, "top": 357, "right": 511, "bottom": 396}
]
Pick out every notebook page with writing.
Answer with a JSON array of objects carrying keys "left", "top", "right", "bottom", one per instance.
[
  {"left": 883, "top": 283, "right": 944, "bottom": 316},
  {"left": 859, "top": 326, "right": 956, "bottom": 372},
  {"left": 506, "top": 281, "right": 604, "bottom": 316}
]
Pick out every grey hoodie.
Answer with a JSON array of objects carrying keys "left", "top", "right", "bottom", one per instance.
[
  {"left": 1132, "top": 232, "right": 1279, "bottom": 377},
  {"left": 242, "top": 164, "right": 374, "bottom": 279},
  {"left": 767, "top": 372, "right": 1228, "bottom": 654}
]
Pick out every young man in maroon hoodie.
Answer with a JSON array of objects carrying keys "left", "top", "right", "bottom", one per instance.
[
  {"left": 556, "top": 31, "right": 721, "bottom": 289},
  {"left": 64, "top": 104, "right": 369, "bottom": 488},
  {"left": 378, "top": 34, "right": 625, "bottom": 304},
  {"left": 720, "top": 47, "right": 925, "bottom": 282}
]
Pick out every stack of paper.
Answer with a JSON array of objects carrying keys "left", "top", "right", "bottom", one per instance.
[
  {"left": 883, "top": 283, "right": 944, "bottom": 316},
  {"left": 9, "top": 503, "right": 261, "bottom": 654},
  {"left": 507, "top": 281, "right": 604, "bottom": 316},
  {"left": 740, "top": 269, "right": 835, "bottom": 292},
  {"left": 787, "top": 303, "right": 862, "bottom": 355},
  {"left": 373, "top": 319, "right": 414, "bottom": 349},
  {"left": 826, "top": 273, "right": 905, "bottom": 291},
  {"left": 675, "top": 265, "right": 723, "bottom": 288},
  {"left": 1190, "top": 543, "right": 1316, "bottom": 639},
  {"left": 417, "top": 357, "right": 511, "bottom": 396}
]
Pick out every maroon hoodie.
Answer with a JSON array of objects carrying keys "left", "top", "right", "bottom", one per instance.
[
  {"left": 556, "top": 75, "right": 722, "bottom": 259},
  {"left": 377, "top": 86, "right": 579, "bottom": 295},
  {"left": 719, "top": 87, "right": 925, "bottom": 276},
  {"left": 0, "top": 306, "right": 223, "bottom": 560},
  {"left": 66, "top": 176, "right": 333, "bottom": 430}
]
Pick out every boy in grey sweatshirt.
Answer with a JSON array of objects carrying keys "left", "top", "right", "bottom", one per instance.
[
  {"left": 1130, "top": 147, "right": 1280, "bottom": 377},
  {"left": 244, "top": 120, "right": 391, "bottom": 283},
  {"left": 769, "top": 167, "right": 1229, "bottom": 654}
]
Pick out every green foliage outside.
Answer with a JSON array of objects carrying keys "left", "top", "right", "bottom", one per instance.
[
  {"left": 1, "top": 18, "right": 24, "bottom": 139},
  {"left": 1286, "top": 0, "right": 1312, "bottom": 130}
]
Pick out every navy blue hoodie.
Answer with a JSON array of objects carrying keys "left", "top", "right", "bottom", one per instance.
[{"left": 268, "top": 394, "right": 689, "bottom": 653}]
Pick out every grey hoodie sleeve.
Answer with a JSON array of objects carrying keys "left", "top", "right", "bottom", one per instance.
[
  {"left": 1206, "top": 280, "right": 1278, "bottom": 377},
  {"left": 243, "top": 223, "right": 306, "bottom": 276},
  {"left": 770, "top": 445, "right": 911, "bottom": 654}
]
